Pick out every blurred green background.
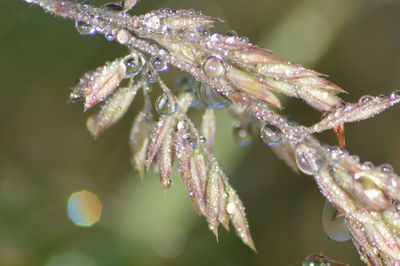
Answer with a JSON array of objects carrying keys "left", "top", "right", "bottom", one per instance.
[{"left": 1, "top": 0, "right": 400, "bottom": 265}]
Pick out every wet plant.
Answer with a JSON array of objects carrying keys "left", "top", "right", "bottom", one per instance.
[{"left": 22, "top": 0, "right": 400, "bottom": 264}]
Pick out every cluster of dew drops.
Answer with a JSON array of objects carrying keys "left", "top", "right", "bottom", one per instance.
[{"left": 72, "top": 1, "right": 400, "bottom": 244}]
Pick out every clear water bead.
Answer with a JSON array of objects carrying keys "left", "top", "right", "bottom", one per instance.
[
  {"left": 198, "top": 84, "right": 230, "bottom": 110},
  {"left": 105, "top": 33, "right": 115, "bottom": 42},
  {"left": 232, "top": 122, "right": 252, "bottom": 147},
  {"left": 144, "top": 70, "right": 159, "bottom": 84},
  {"left": 156, "top": 93, "right": 176, "bottom": 116},
  {"left": 150, "top": 56, "right": 168, "bottom": 72},
  {"left": 260, "top": 124, "right": 282, "bottom": 147},
  {"left": 295, "top": 143, "right": 326, "bottom": 175},
  {"left": 391, "top": 90, "right": 400, "bottom": 100},
  {"left": 102, "top": 2, "right": 123, "bottom": 12},
  {"left": 183, "top": 133, "right": 198, "bottom": 149},
  {"left": 322, "top": 201, "right": 351, "bottom": 242},
  {"left": 177, "top": 120, "right": 190, "bottom": 131},
  {"left": 359, "top": 95, "right": 374, "bottom": 104},
  {"left": 394, "top": 200, "right": 400, "bottom": 212},
  {"left": 123, "top": 53, "right": 143, "bottom": 78},
  {"left": 202, "top": 56, "right": 225, "bottom": 79},
  {"left": 379, "top": 164, "right": 393, "bottom": 174},
  {"left": 161, "top": 178, "right": 173, "bottom": 189},
  {"left": 75, "top": 21, "right": 95, "bottom": 35}
]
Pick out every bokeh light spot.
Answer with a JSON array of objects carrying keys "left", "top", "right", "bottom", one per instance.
[{"left": 67, "top": 190, "right": 102, "bottom": 227}]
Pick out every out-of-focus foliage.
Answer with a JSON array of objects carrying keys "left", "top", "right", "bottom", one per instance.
[{"left": 1, "top": 0, "right": 400, "bottom": 265}]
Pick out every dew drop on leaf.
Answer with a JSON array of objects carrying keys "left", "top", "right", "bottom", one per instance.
[
  {"left": 161, "top": 178, "right": 173, "bottom": 189},
  {"left": 156, "top": 93, "right": 176, "bottom": 116},
  {"left": 359, "top": 95, "right": 374, "bottom": 104},
  {"left": 102, "top": 2, "right": 123, "bottom": 12},
  {"left": 177, "top": 120, "right": 190, "bottom": 131},
  {"left": 202, "top": 56, "right": 225, "bottom": 79},
  {"left": 379, "top": 164, "right": 393, "bottom": 174},
  {"left": 151, "top": 56, "right": 168, "bottom": 72},
  {"left": 105, "top": 33, "right": 115, "bottom": 42},
  {"left": 144, "top": 69, "right": 159, "bottom": 84},
  {"left": 123, "top": 53, "right": 143, "bottom": 78},
  {"left": 322, "top": 201, "right": 351, "bottom": 242},
  {"left": 391, "top": 90, "right": 400, "bottom": 100},
  {"left": 394, "top": 200, "right": 400, "bottom": 212},
  {"left": 75, "top": 21, "right": 95, "bottom": 35},
  {"left": 260, "top": 124, "right": 282, "bottom": 147},
  {"left": 294, "top": 143, "right": 326, "bottom": 175}
]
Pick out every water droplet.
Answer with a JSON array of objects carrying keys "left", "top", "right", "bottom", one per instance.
[
  {"left": 75, "top": 21, "right": 95, "bottom": 35},
  {"left": 177, "top": 120, "right": 189, "bottom": 131},
  {"left": 105, "top": 33, "right": 115, "bottom": 42},
  {"left": 226, "top": 202, "right": 235, "bottom": 214},
  {"left": 156, "top": 93, "right": 176, "bottom": 116},
  {"left": 322, "top": 201, "right": 351, "bottom": 242},
  {"left": 260, "top": 124, "right": 282, "bottom": 147},
  {"left": 198, "top": 84, "right": 230, "bottom": 110},
  {"left": 359, "top": 95, "right": 374, "bottom": 104},
  {"left": 150, "top": 56, "right": 168, "bottom": 72},
  {"left": 116, "top": 29, "right": 131, "bottom": 44},
  {"left": 232, "top": 122, "right": 252, "bottom": 147},
  {"left": 183, "top": 134, "right": 198, "bottom": 149},
  {"left": 202, "top": 56, "right": 225, "bottom": 79},
  {"left": 380, "top": 164, "right": 393, "bottom": 174},
  {"left": 362, "top": 161, "right": 374, "bottom": 170},
  {"left": 102, "top": 2, "right": 123, "bottom": 11},
  {"left": 161, "top": 178, "right": 173, "bottom": 189},
  {"left": 144, "top": 70, "right": 159, "bottom": 84},
  {"left": 226, "top": 30, "right": 238, "bottom": 37},
  {"left": 123, "top": 53, "right": 143, "bottom": 78},
  {"left": 295, "top": 143, "right": 326, "bottom": 175},
  {"left": 391, "top": 90, "right": 400, "bottom": 100},
  {"left": 394, "top": 200, "right": 400, "bottom": 212},
  {"left": 199, "top": 136, "right": 207, "bottom": 144}
]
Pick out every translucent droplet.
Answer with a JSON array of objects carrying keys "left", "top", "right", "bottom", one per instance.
[
  {"left": 232, "top": 122, "right": 252, "bottom": 147},
  {"left": 260, "top": 124, "right": 282, "bottom": 147},
  {"left": 161, "top": 178, "right": 173, "bottom": 189},
  {"left": 226, "top": 202, "right": 235, "bottom": 214},
  {"left": 226, "top": 30, "right": 238, "bottom": 37},
  {"left": 151, "top": 56, "right": 168, "bottom": 72},
  {"left": 359, "top": 95, "right": 374, "bottom": 104},
  {"left": 380, "top": 164, "right": 393, "bottom": 174},
  {"left": 362, "top": 161, "right": 374, "bottom": 170},
  {"left": 156, "top": 93, "right": 176, "bottom": 116},
  {"left": 199, "top": 136, "right": 206, "bottom": 144},
  {"left": 144, "top": 70, "right": 159, "bottom": 84},
  {"left": 123, "top": 53, "right": 143, "bottom": 78},
  {"left": 183, "top": 134, "right": 198, "bottom": 149},
  {"left": 391, "top": 90, "right": 400, "bottom": 100},
  {"left": 75, "top": 21, "right": 95, "bottom": 35},
  {"left": 202, "top": 56, "right": 225, "bottom": 79},
  {"left": 198, "top": 84, "right": 230, "bottom": 110},
  {"left": 394, "top": 200, "right": 400, "bottom": 212},
  {"left": 116, "top": 29, "right": 131, "bottom": 44},
  {"left": 102, "top": 2, "right": 123, "bottom": 11},
  {"left": 295, "top": 143, "right": 326, "bottom": 175},
  {"left": 105, "top": 33, "right": 115, "bottom": 42},
  {"left": 177, "top": 120, "right": 190, "bottom": 131},
  {"left": 322, "top": 201, "right": 351, "bottom": 242}
]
